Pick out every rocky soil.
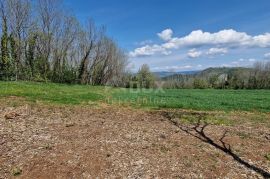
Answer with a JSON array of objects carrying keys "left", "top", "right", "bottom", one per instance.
[{"left": 0, "top": 102, "right": 270, "bottom": 178}]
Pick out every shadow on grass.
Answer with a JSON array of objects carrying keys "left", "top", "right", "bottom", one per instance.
[{"left": 162, "top": 112, "right": 270, "bottom": 178}]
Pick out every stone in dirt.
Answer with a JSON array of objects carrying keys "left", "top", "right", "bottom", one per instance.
[{"left": 4, "top": 112, "right": 20, "bottom": 119}]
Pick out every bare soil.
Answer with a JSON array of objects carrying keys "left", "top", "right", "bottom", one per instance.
[{"left": 0, "top": 101, "right": 270, "bottom": 178}]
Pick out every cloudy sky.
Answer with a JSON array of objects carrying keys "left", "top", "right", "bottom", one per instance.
[{"left": 66, "top": 0, "right": 270, "bottom": 72}]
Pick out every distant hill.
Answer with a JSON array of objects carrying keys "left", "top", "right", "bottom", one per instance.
[
  {"left": 154, "top": 70, "right": 200, "bottom": 78},
  {"left": 162, "top": 67, "right": 253, "bottom": 80},
  {"left": 197, "top": 67, "right": 253, "bottom": 77}
]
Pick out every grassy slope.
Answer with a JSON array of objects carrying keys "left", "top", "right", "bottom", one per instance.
[
  {"left": 0, "top": 81, "right": 106, "bottom": 105},
  {"left": 1, "top": 81, "right": 270, "bottom": 112}
]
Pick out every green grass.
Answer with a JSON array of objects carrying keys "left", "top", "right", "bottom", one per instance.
[
  {"left": 0, "top": 81, "right": 106, "bottom": 105},
  {"left": 112, "top": 88, "right": 270, "bottom": 112},
  {"left": 1, "top": 81, "right": 270, "bottom": 112}
]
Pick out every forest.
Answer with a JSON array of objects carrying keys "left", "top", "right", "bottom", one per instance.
[{"left": 0, "top": 0, "right": 128, "bottom": 85}]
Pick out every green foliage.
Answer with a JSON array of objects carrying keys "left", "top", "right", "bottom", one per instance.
[
  {"left": 25, "top": 34, "right": 38, "bottom": 79},
  {"left": 62, "top": 67, "right": 78, "bottom": 84},
  {"left": 208, "top": 75, "right": 219, "bottom": 88},
  {"left": 193, "top": 78, "right": 208, "bottom": 89},
  {"left": 0, "top": 16, "right": 11, "bottom": 80},
  {"left": 137, "top": 64, "right": 155, "bottom": 88}
]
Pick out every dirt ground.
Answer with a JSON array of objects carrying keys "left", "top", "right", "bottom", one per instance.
[{"left": 0, "top": 100, "right": 270, "bottom": 178}]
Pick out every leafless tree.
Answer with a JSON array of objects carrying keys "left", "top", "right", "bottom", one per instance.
[
  {"left": 78, "top": 19, "right": 97, "bottom": 84},
  {"left": 6, "top": 0, "right": 31, "bottom": 80},
  {"left": 52, "top": 15, "right": 79, "bottom": 82},
  {"left": 36, "top": 0, "right": 62, "bottom": 79}
]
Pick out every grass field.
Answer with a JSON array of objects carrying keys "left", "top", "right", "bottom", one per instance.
[
  {"left": 1, "top": 81, "right": 270, "bottom": 112},
  {"left": 112, "top": 88, "right": 270, "bottom": 111}
]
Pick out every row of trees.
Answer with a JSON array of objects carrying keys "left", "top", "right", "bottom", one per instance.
[
  {"left": 0, "top": 0, "right": 128, "bottom": 85},
  {"left": 162, "top": 61, "right": 270, "bottom": 89},
  {"left": 119, "top": 61, "right": 270, "bottom": 90}
]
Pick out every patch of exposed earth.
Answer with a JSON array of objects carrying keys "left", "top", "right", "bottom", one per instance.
[{"left": 0, "top": 102, "right": 269, "bottom": 178}]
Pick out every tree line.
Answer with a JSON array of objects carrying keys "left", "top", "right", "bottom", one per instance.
[
  {"left": 116, "top": 61, "right": 270, "bottom": 90},
  {"left": 0, "top": 0, "right": 128, "bottom": 86},
  {"left": 161, "top": 61, "right": 270, "bottom": 89}
]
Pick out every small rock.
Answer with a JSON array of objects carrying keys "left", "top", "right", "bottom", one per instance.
[
  {"left": 12, "top": 167, "right": 22, "bottom": 176},
  {"left": 65, "top": 123, "right": 75, "bottom": 127},
  {"left": 4, "top": 112, "right": 20, "bottom": 120},
  {"left": 265, "top": 133, "right": 270, "bottom": 140},
  {"left": 142, "top": 145, "right": 149, "bottom": 149},
  {"left": 160, "top": 134, "right": 166, "bottom": 139}
]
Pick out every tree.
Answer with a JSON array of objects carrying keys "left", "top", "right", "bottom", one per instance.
[
  {"left": 253, "top": 61, "right": 270, "bottom": 89},
  {"left": 193, "top": 78, "right": 208, "bottom": 89},
  {"left": 25, "top": 32, "right": 37, "bottom": 79},
  {"left": 91, "top": 37, "right": 127, "bottom": 86},
  {"left": 209, "top": 75, "right": 218, "bottom": 88},
  {"left": 7, "top": 0, "right": 31, "bottom": 80},
  {"left": 52, "top": 15, "right": 79, "bottom": 83},
  {"left": 36, "top": 0, "right": 62, "bottom": 80},
  {"left": 137, "top": 64, "right": 155, "bottom": 88},
  {"left": 0, "top": 0, "right": 11, "bottom": 80},
  {"left": 78, "top": 20, "right": 96, "bottom": 84}
]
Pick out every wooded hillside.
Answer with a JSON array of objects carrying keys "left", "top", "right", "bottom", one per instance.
[{"left": 162, "top": 63, "right": 270, "bottom": 89}]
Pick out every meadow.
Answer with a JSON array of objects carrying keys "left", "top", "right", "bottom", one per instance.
[{"left": 1, "top": 81, "right": 270, "bottom": 112}]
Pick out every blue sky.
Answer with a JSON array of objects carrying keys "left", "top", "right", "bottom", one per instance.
[{"left": 65, "top": 0, "right": 270, "bottom": 72}]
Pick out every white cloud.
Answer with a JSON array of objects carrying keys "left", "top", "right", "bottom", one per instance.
[
  {"left": 152, "top": 65, "right": 193, "bottom": 72},
  {"left": 157, "top": 29, "right": 173, "bottom": 41},
  {"left": 129, "top": 45, "right": 171, "bottom": 58},
  {"left": 206, "top": 48, "right": 228, "bottom": 55},
  {"left": 221, "top": 64, "right": 232, "bottom": 67},
  {"left": 264, "top": 52, "right": 270, "bottom": 59},
  {"left": 238, "top": 58, "right": 245, "bottom": 62},
  {"left": 232, "top": 58, "right": 257, "bottom": 66},
  {"left": 130, "top": 29, "right": 270, "bottom": 58},
  {"left": 165, "top": 29, "right": 270, "bottom": 49},
  {"left": 187, "top": 49, "right": 203, "bottom": 58},
  {"left": 137, "top": 40, "right": 153, "bottom": 46},
  {"left": 161, "top": 29, "right": 254, "bottom": 49},
  {"left": 187, "top": 48, "right": 227, "bottom": 58},
  {"left": 232, "top": 61, "right": 239, "bottom": 65},
  {"left": 252, "top": 34, "right": 270, "bottom": 47}
]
